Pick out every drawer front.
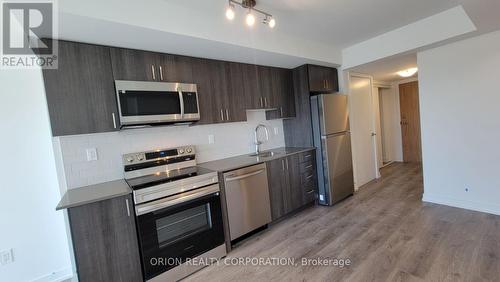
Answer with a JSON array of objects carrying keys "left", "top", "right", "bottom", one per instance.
[
  {"left": 303, "top": 187, "right": 316, "bottom": 203},
  {"left": 299, "top": 150, "right": 315, "bottom": 163},
  {"left": 300, "top": 161, "right": 315, "bottom": 174},
  {"left": 301, "top": 171, "right": 316, "bottom": 186}
]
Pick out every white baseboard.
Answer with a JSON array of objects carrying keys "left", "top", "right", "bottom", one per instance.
[
  {"left": 32, "top": 268, "right": 73, "bottom": 282},
  {"left": 423, "top": 193, "right": 500, "bottom": 216}
]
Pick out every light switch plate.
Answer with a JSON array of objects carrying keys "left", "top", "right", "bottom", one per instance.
[
  {"left": 208, "top": 135, "right": 215, "bottom": 144},
  {"left": 86, "top": 148, "right": 98, "bottom": 161},
  {"left": 0, "top": 249, "right": 14, "bottom": 266}
]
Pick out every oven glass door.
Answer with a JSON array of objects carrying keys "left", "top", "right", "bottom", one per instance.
[{"left": 137, "top": 190, "right": 224, "bottom": 280}]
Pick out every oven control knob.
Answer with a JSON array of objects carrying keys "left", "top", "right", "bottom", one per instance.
[
  {"left": 136, "top": 154, "right": 144, "bottom": 161},
  {"left": 126, "top": 157, "right": 134, "bottom": 163},
  {"left": 178, "top": 149, "right": 185, "bottom": 154},
  {"left": 186, "top": 147, "right": 192, "bottom": 153}
]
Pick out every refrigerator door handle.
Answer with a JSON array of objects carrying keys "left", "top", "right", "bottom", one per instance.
[{"left": 321, "top": 131, "right": 350, "bottom": 139}]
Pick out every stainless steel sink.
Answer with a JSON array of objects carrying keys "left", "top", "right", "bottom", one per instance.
[{"left": 249, "top": 151, "right": 281, "bottom": 158}]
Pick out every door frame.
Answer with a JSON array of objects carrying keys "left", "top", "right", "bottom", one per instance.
[{"left": 347, "top": 72, "right": 381, "bottom": 190}]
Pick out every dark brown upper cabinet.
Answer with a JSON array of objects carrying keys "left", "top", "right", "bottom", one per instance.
[
  {"left": 110, "top": 48, "right": 194, "bottom": 83},
  {"left": 307, "top": 64, "right": 339, "bottom": 93},
  {"left": 191, "top": 58, "right": 216, "bottom": 125},
  {"left": 42, "top": 40, "right": 300, "bottom": 135},
  {"left": 42, "top": 40, "right": 120, "bottom": 136},
  {"left": 240, "top": 63, "right": 261, "bottom": 109},
  {"left": 266, "top": 68, "right": 296, "bottom": 120},
  {"left": 109, "top": 48, "right": 159, "bottom": 81},
  {"left": 226, "top": 62, "right": 248, "bottom": 123},
  {"left": 257, "top": 66, "right": 273, "bottom": 109},
  {"left": 158, "top": 54, "right": 194, "bottom": 83}
]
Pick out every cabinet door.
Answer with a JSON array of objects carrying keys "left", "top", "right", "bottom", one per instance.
[
  {"left": 226, "top": 62, "right": 247, "bottom": 122},
  {"left": 209, "top": 60, "right": 230, "bottom": 123},
  {"left": 192, "top": 58, "right": 216, "bottom": 124},
  {"left": 266, "top": 68, "right": 295, "bottom": 120},
  {"left": 43, "top": 40, "right": 119, "bottom": 136},
  {"left": 68, "top": 195, "right": 142, "bottom": 282},
  {"left": 159, "top": 54, "right": 194, "bottom": 83},
  {"left": 257, "top": 66, "right": 273, "bottom": 108},
  {"left": 267, "top": 158, "right": 287, "bottom": 221},
  {"left": 324, "top": 67, "right": 339, "bottom": 92},
  {"left": 110, "top": 48, "right": 159, "bottom": 81},
  {"left": 241, "top": 63, "right": 260, "bottom": 109},
  {"left": 307, "top": 65, "right": 339, "bottom": 93},
  {"left": 286, "top": 154, "right": 304, "bottom": 212},
  {"left": 307, "top": 64, "right": 329, "bottom": 92}
]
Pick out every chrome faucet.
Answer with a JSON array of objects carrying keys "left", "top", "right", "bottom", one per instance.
[{"left": 254, "top": 124, "right": 269, "bottom": 154}]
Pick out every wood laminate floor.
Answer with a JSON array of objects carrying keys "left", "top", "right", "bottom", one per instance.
[{"left": 185, "top": 163, "right": 500, "bottom": 282}]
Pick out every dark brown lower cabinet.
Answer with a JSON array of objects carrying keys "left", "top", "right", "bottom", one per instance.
[
  {"left": 68, "top": 194, "right": 142, "bottom": 282},
  {"left": 267, "top": 151, "right": 317, "bottom": 221}
]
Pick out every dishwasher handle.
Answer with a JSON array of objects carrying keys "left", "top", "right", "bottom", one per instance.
[{"left": 225, "top": 169, "right": 265, "bottom": 182}]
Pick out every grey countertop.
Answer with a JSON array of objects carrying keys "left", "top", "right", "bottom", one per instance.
[
  {"left": 199, "top": 147, "right": 315, "bottom": 172},
  {"left": 56, "top": 147, "right": 315, "bottom": 210},
  {"left": 56, "top": 179, "right": 132, "bottom": 210}
]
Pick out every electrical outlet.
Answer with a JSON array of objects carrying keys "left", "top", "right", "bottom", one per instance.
[
  {"left": 274, "top": 127, "right": 279, "bottom": 135},
  {"left": 86, "top": 148, "right": 98, "bottom": 161},
  {"left": 208, "top": 135, "right": 215, "bottom": 144},
  {"left": 0, "top": 249, "right": 14, "bottom": 266}
]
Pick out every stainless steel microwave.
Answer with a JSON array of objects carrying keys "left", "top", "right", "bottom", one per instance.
[{"left": 114, "top": 80, "right": 200, "bottom": 127}]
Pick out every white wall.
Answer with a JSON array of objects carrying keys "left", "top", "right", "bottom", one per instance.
[
  {"left": 0, "top": 19, "right": 72, "bottom": 281},
  {"left": 379, "top": 87, "right": 404, "bottom": 163},
  {"left": 55, "top": 111, "right": 285, "bottom": 190},
  {"left": 419, "top": 30, "right": 500, "bottom": 215}
]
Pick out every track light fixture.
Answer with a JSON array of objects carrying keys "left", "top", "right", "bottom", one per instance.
[{"left": 225, "top": 0, "right": 276, "bottom": 28}]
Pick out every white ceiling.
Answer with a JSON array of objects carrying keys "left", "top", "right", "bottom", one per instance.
[
  {"left": 53, "top": 0, "right": 500, "bottom": 68},
  {"left": 350, "top": 53, "right": 418, "bottom": 82},
  {"left": 164, "top": 0, "right": 500, "bottom": 49}
]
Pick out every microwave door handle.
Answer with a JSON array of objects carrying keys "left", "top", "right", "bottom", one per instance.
[{"left": 177, "top": 86, "right": 184, "bottom": 118}]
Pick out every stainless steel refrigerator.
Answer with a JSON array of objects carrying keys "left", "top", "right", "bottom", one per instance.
[{"left": 310, "top": 94, "right": 354, "bottom": 206}]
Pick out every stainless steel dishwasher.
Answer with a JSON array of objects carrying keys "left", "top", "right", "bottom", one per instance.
[{"left": 223, "top": 163, "right": 272, "bottom": 241}]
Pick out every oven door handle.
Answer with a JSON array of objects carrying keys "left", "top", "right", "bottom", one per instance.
[
  {"left": 136, "top": 184, "right": 219, "bottom": 216},
  {"left": 177, "top": 85, "right": 184, "bottom": 118}
]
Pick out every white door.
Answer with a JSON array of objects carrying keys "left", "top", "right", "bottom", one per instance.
[{"left": 349, "top": 75, "right": 378, "bottom": 188}]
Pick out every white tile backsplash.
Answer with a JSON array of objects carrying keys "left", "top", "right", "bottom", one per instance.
[{"left": 54, "top": 111, "right": 285, "bottom": 189}]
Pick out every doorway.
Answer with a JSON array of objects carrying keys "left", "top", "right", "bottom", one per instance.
[{"left": 399, "top": 81, "right": 422, "bottom": 162}]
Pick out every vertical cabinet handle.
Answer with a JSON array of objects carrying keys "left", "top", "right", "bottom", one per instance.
[
  {"left": 260, "top": 97, "right": 263, "bottom": 108},
  {"left": 112, "top": 113, "right": 117, "bottom": 129},
  {"left": 151, "top": 65, "right": 156, "bottom": 80},
  {"left": 282, "top": 159, "right": 285, "bottom": 171},
  {"left": 286, "top": 158, "right": 289, "bottom": 170},
  {"left": 125, "top": 198, "right": 131, "bottom": 217},
  {"left": 280, "top": 107, "right": 283, "bottom": 117},
  {"left": 220, "top": 109, "right": 224, "bottom": 121},
  {"left": 159, "top": 66, "right": 164, "bottom": 81},
  {"left": 264, "top": 97, "right": 268, "bottom": 108},
  {"left": 225, "top": 109, "right": 230, "bottom": 121}
]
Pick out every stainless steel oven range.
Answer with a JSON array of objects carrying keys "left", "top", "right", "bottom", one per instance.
[{"left": 123, "top": 146, "right": 226, "bottom": 281}]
